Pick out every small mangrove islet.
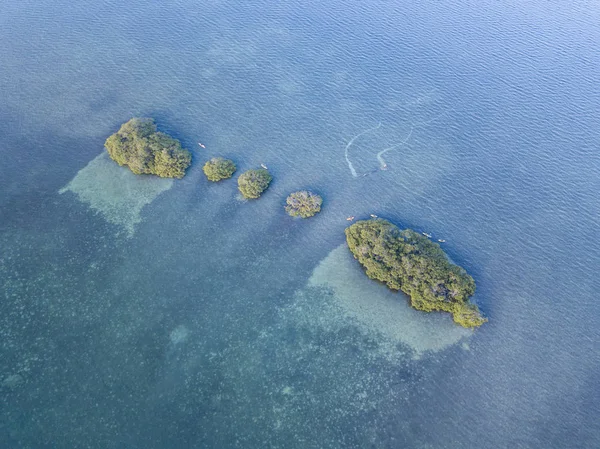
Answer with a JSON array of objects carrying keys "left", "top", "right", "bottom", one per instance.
[
  {"left": 104, "top": 118, "right": 192, "bottom": 178},
  {"left": 238, "top": 168, "right": 272, "bottom": 199},
  {"left": 285, "top": 191, "right": 323, "bottom": 218},
  {"left": 203, "top": 157, "right": 236, "bottom": 182},
  {"left": 345, "top": 219, "right": 486, "bottom": 328}
]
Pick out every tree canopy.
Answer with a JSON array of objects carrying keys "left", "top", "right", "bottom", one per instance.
[
  {"left": 237, "top": 168, "right": 272, "bottom": 199},
  {"left": 203, "top": 157, "right": 236, "bottom": 182},
  {"left": 104, "top": 118, "right": 191, "bottom": 178},
  {"left": 345, "top": 219, "right": 486, "bottom": 328},
  {"left": 285, "top": 191, "right": 323, "bottom": 218}
]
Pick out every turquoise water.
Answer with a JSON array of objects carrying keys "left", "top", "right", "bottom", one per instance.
[{"left": 1, "top": 0, "right": 599, "bottom": 447}]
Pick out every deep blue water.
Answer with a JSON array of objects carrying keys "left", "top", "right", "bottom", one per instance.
[{"left": 1, "top": 0, "right": 599, "bottom": 447}]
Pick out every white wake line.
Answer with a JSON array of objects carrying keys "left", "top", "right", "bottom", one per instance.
[
  {"left": 376, "top": 127, "right": 413, "bottom": 169},
  {"left": 344, "top": 108, "right": 454, "bottom": 177},
  {"left": 374, "top": 109, "right": 452, "bottom": 170},
  {"left": 344, "top": 122, "right": 381, "bottom": 177}
]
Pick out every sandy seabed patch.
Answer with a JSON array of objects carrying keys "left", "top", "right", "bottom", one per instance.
[
  {"left": 59, "top": 152, "right": 173, "bottom": 236},
  {"left": 304, "top": 244, "right": 471, "bottom": 357}
]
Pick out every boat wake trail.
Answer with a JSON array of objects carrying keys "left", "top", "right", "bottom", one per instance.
[
  {"left": 344, "top": 106, "right": 454, "bottom": 177},
  {"left": 344, "top": 122, "right": 381, "bottom": 177},
  {"left": 376, "top": 127, "right": 413, "bottom": 170}
]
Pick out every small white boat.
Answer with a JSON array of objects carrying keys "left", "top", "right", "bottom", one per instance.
[
  {"left": 370, "top": 214, "right": 378, "bottom": 218},
  {"left": 438, "top": 239, "right": 446, "bottom": 243},
  {"left": 346, "top": 216, "right": 355, "bottom": 221},
  {"left": 422, "top": 232, "right": 432, "bottom": 238},
  {"left": 260, "top": 163, "right": 268, "bottom": 170}
]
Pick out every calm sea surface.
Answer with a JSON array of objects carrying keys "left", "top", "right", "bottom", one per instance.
[{"left": 1, "top": 1, "right": 599, "bottom": 447}]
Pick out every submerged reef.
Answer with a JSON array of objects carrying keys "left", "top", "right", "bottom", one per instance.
[
  {"left": 59, "top": 153, "right": 173, "bottom": 236},
  {"left": 308, "top": 245, "right": 470, "bottom": 356},
  {"left": 345, "top": 219, "right": 486, "bottom": 328},
  {"left": 237, "top": 168, "right": 272, "bottom": 199},
  {"left": 104, "top": 118, "right": 191, "bottom": 178},
  {"left": 285, "top": 191, "right": 323, "bottom": 218},
  {"left": 202, "top": 157, "right": 236, "bottom": 182}
]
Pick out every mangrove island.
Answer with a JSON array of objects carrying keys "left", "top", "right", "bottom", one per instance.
[
  {"left": 104, "top": 118, "right": 192, "bottom": 178},
  {"left": 238, "top": 168, "right": 272, "bottom": 199},
  {"left": 285, "top": 191, "right": 323, "bottom": 218},
  {"left": 203, "top": 157, "right": 237, "bottom": 182},
  {"left": 345, "top": 218, "right": 486, "bottom": 328}
]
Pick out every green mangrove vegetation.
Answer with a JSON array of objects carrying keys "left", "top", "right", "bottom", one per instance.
[
  {"left": 285, "top": 191, "right": 323, "bottom": 218},
  {"left": 104, "top": 118, "right": 192, "bottom": 178},
  {"left": 203, "top": 157, "right": 237, "bottom": 182},
  {"left": 345, "top": 219, "right": 486, "bottom": 328},
  {"left": 238, "top": 168, "right": 272, "bottom": 199},
  {"left": 98, "top": 118, "right": 485, "bottom": 330}
]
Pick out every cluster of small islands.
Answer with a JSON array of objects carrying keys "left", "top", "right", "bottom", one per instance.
[{"left": 104, "top": 118, "right": 487, "bottom": 328}]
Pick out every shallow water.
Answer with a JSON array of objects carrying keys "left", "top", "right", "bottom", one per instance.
[{"left": 1, "top": 0, "right": 599, "bottom": 447}]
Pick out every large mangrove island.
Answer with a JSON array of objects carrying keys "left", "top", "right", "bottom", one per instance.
[
  {"left": 104, "top": 118, "right": 192, "bottom": 178},
  {"left": 345, "top": 219, "right": 486, "bottom": 328}
]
